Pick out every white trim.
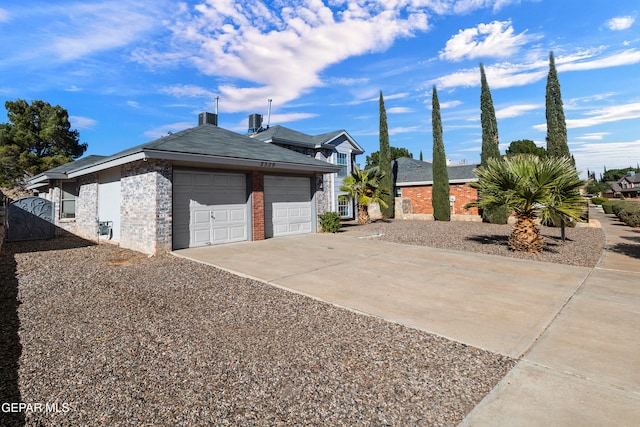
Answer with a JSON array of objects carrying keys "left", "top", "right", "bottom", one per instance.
[
  {"left": 323, "top": 131, "right": 364, "bottom": 154},
  {"left": 68, "top": 152, "right": 146, "bottom": 177},
  {"left": 65, "top": 150, "right": 340, "bottom": 178}
]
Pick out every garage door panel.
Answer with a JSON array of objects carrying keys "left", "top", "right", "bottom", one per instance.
[
  {"left": 173, "top": 171, "right": 248, "bottom": 249},
  {"left": 264, "top": 176, "right": 313, "bottom": 238}
]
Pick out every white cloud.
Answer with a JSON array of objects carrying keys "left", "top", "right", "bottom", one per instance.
[
  {"left": 388, "top": 107, "right": 414, "bottom": 114},
  {"left": 439, "top": 20, "right": 535, "bottom": 61},
  {"left": 606, "top": 16, "right": 635, "bottom": 31},
  {"left": 161, "top": 84, "right": 216, "bottom": 99},
  {"left": 558, "top": 49, "right": 640, "bottom": 72},
  {"left": 496, "top": 103, "right": 541, "bottom": 119},
  {"left": 440, "top": 100, "right": 463, "bottom": 109},
  {"left": 70, "top": 116, "right": 97, "bottom": 130},
  {"left": 566, "top": 103, "right": 640, "bottom": 129},
  {"left": 575, "top": 132, "right": 610, "bottom": 141},
  {"left": 389, "top": 126, "right": 421, "bottom": 135},
  {"left": 430, "top": 48, "right": 640, "bottom": 90},
  {"left": 572, "top": 140, "right": 640, "bottom": 175},
  {"left": 135, "top": 1, "right": 429, "bottom": 112},
  {"left": 0, "top": 8, "right": 9, "bottom": 22},
  {"left": 51, "top": 2, "right": 166, "bottom": 61}
]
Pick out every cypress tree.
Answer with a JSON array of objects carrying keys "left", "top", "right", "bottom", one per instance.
[
  {"left": 480, "top": 63, "right": 501, "bottom": 167},
  {"left": 479, "top": 63, "right": 509, "bottom": 223},
  {"left": 420, "top": 150, "right": 423, "bottom": 161},
  {"left": 378, "top": 91, "right": 394, "bottom": 218},
  {"left": 431, "top": 86, "right": 450, "bottom": 221},
  {"left": 545, "top": 52, "right": 570, "bottom": 159}
]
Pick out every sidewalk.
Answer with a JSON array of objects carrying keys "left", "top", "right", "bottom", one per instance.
[{"left": 461, "top": 207, "right": 640, "bottom": 426}]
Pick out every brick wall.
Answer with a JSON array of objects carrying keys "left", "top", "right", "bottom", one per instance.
[
  {"left": 400, "top": 183, "right": 479, "bottom": 216},
  {"left": 251, "top": 171, "right": 265, "bottom": 241}
]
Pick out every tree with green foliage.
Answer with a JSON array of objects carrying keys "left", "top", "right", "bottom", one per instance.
[
  {"left": 601, "top": 166, "right": 640, "bottom": 182},
  {"left": 378, "top": 91, "right": 394, "bottom": 218},
  {"left": 419, "top": 150, "right": 423, "bottom": 161},
  {"left": 465, "top": 155, "right": 585, "bottom": 253},
  {"left": 431, "top": 87, "right": 450, "bottom": 221},
  {"left": 505, "top": 139, "right": 547, "bottom": 158},
  {"left": 480, "top": 63, "right": 501, "bottom": 167},
  {"left": 365, "top": 146, "right": 413, "bottom": 169},
  {"left": 479, "top": 63, "right": 509, "bottom": 224},
  {"left": 545, "top": 52, "right": 570, "bottom": 160},
  {"left": 0, "top": 99, "right": 87, "bottom": 187},
  {"left": 339, "top": 165, "right": 390, "bottom": 224}
]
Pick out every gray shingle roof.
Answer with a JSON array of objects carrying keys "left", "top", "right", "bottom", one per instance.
[
  {"left": 393, "top": 157, "right": 478, "bottom": 184},
  {"left": 111, "top": 124, "right": 327, "bottom": 165},
  {"left": 251, "top": 125, "right": 364, "bottom": 154}
]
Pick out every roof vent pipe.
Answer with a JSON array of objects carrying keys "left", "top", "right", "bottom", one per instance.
[{"left": 267, "top": 99, "right": 272, "bottom": 129}]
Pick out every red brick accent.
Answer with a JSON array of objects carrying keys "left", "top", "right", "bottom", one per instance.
[
  {"left": 251, "top": 171, "right": 265, "bottom": 241},
  {"left": 401, "top": 184, "right": 479, "bottom": 215}
]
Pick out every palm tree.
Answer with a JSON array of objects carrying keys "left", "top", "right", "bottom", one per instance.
[
  {"left": 465, "top": 155, "right": 586, "bottom": 253},
  {"left": 340, "top": 165, "right": 390, "bottom": 224}
]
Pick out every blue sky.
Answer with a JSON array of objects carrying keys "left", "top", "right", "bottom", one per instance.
[{"left": 1, "top": 0, "right": 639, "bottom": 179}]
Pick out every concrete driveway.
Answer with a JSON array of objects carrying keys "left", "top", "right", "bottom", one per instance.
[{"left": 173, "top": 208, "right": 640, "bottom": 425}]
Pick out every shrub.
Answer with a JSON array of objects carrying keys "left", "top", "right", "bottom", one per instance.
[
  {"left": 591, "top": 197, "right": 608, "bottom": 206},
  {"left": 601, "top": 201, "right": 614, "bottom": 214},
  {"left": 482, "top": 205, "right": 510, "bottom": 224},
  {"left": 610, "top": 201, "right": 628, "bottom": 216},
  {"left": 319, "top": 212, "right": 341, "bottom": 233},
  {"left": 619, "top": 209, "right": 640, "bottom": 227},
  {"left": 616, "top": 202, "right": 640, "bottom": 227}
]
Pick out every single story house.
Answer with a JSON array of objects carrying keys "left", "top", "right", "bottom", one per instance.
[
  {"left": 249, "top": 121, "right": 364, "bottom": 219},
  {"left": 603, "top": 172, "right": 640, "bottom": 199},
  {"left": 393, "top": 157, "right": 480, "bottom": 220},
  {"left": 27, "top": 114, "right": 340, "bottom": 255}
]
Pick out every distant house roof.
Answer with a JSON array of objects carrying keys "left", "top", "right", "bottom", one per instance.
[
  {"left": 251, "top": 125, "right": 364, "bottom": 154},
  {"left": 393, "top": 157, "right": 478, "bottom": 186},
  {"left": 28, "top": 124, "right": 340, "bottom": 188}
]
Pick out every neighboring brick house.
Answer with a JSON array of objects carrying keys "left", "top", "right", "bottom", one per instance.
[
  {"left": 249, "top": 123, "right": 364, "bottom": 219},
  {"left": 393, "top": 157, "right": 480, "bottom": 220},
  {"left": 604, "top": 172, "right": 640, "bottom": 199},
  {"left": 27, "top": 114, "right": 340, "bottom": 255}
]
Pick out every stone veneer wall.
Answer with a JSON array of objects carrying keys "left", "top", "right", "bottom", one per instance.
[
  {"left": 120, "top": 160, "right": 172, "bottom": 255},
  {"left": 314, "top": 174, "right": 328, "bottom": 217},
  {"left": 74, "top": 175, "right": 99, "bottom": 239}
]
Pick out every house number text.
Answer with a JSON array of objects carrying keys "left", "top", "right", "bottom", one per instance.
[{"left": 260, "top": 162, "right": 276, "bottom": 168}]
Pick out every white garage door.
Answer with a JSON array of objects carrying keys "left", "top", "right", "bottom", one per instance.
[
  {"left": 173, "top": 171, "right": 248, "bottom": 249},
  {"left": 264, "top": 175, "right": 313, "bottom": 238}
]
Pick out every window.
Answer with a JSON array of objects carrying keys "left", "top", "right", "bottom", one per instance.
[
  {"left": 337, "top": 152, "right": 347, "bottom": 177},
  {"left": 60, "top": 181, "right": 77, "bottom": 219},
  {"left": 338, "top": 197, "right": 350, "bottom": 218}
]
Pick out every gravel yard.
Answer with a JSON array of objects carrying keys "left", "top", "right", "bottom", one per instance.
[
  {"left": 1, "top": 236, "right": 516, "bottom": 427},
  {"left": 342, "top": 218, "right": 605, "bottom": 268}
]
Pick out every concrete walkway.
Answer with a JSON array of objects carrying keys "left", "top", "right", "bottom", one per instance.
[
  {"left": 461, "top": 208, "right": 640, "bottom": 426},
  {"left": 174, "top": 207, "right": 640, "bottom": 425}
]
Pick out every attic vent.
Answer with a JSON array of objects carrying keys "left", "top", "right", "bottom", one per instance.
[
  {"left": 199, "top": 112, "right": 218, "bottom": 126},
  {"left": 248, "top": 114, "right": 263, "bottom": 133}
]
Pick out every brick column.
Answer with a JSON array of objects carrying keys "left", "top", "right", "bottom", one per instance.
[{"left": 251, "top": 171, "right": 265, "bottom": 241}]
